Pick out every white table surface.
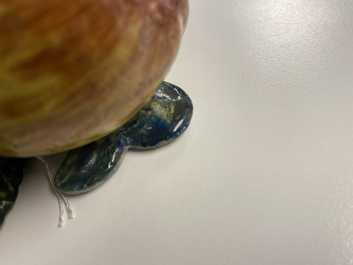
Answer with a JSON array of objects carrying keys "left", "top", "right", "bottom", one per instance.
[{"left": 2, "top": 1, "right": 353, "bottom": 264}]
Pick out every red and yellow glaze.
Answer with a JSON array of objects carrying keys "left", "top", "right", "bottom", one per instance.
[{"left": 0, "top": 0, "right": 188, "bottom": 157}]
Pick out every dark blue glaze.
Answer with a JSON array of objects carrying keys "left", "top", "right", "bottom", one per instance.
[
  {"left": 121, "top": 81, "right": 193, "bottom": 150},
  {"left": 54, "top": 82, "right": 193, "bottom": 195},
  {"left": 54, "top": 132, "right": 126, "bottom": 195},
  {"left": 0, "top": 158, "right": 24, "bottom": 226}
]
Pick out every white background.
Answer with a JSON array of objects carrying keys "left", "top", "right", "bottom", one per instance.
[{"left": 2, "top": 0, "right": 353, "bottom": 264}]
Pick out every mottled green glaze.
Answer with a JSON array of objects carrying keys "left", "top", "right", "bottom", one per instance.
[
  {"left": 0, "top": 158, "right": 24, "bottom": 226},
  {"left": 54, "top": 82, "right": 193, "bottom": 195}
]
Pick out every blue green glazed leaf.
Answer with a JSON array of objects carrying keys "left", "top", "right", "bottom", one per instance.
[
  {"left": 54, "top": 82, "right": 193, "bottom": 195},
  {"left": 0, "top": 158, "right": 24, "bottom": 226},
  {"left": 54, "top": 132, "right": 126, "bottom": 195},
  {"left": 121, "top": 81, "right": 193, "bottom": 150}
]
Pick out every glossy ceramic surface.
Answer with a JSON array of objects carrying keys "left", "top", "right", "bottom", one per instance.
[
  {"left": 54, "top": 132, "right": 126, "bottom": 195},
  {"left": 54, "top": 82, "right": 192, "bottom": 195},
  {"left": 2, "top": 1, "right": 353, "bottom": 265},
  {"left": 121, "top": 82, "right": 193, "bottom": 150},
  {"left": 0, "top": 0, "right": 188, "bottom": 157}
]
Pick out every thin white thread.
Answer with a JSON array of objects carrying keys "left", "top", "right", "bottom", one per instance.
[
  {"left": 61, "top": 195, "right": 76, "bottom": 220},
  {"left": 36, "top": 157, "right": 76, "bottom": 227}
]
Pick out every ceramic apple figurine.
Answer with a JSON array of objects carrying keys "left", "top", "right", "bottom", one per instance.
[
  {"left": 0, "top": 0, "right": 193, "bottom": 227},
  {"left": 0, "top": 0, "right": 188, "bottom": 157}
]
